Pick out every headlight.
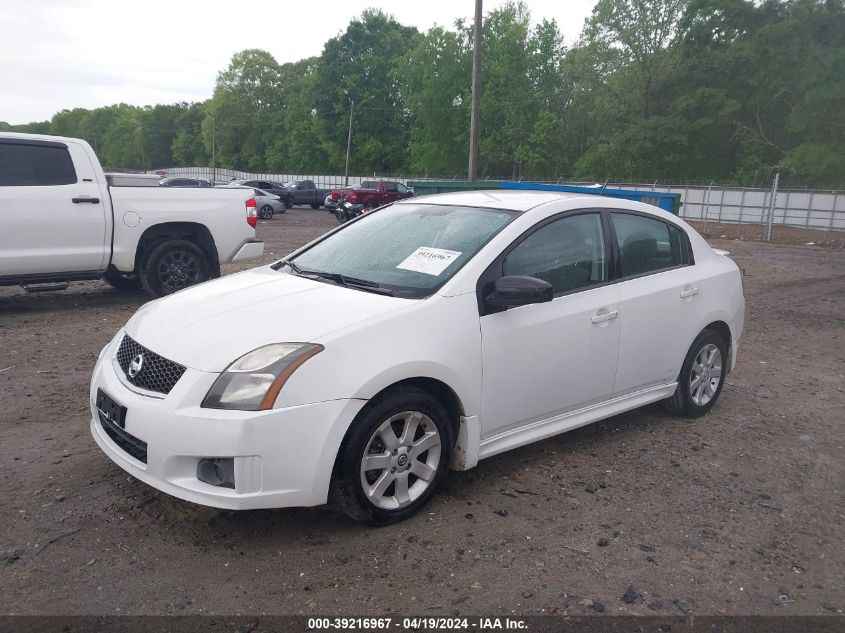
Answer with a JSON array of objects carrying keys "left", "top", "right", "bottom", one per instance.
[{"left": 201, "top": 343, "right": 324, "bottom": 411}]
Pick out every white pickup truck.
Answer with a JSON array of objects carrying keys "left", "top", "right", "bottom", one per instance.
[{"left": 0, "top": 133, "right": 264, "bottom": 297}]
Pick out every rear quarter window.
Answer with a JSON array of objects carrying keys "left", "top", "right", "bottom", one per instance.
[{"left": 0, "top": 142, "right": 77, "bottom": 186}]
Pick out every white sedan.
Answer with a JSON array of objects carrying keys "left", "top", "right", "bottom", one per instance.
[{"left": 90, "top": 191, "right": 744, "bottom": 523}]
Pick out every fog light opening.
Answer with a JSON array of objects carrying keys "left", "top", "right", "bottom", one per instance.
[{"left": 197, "top": 458, "right": 235, "bottom": 489}]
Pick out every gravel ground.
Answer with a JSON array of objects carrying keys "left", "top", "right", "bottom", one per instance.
[{"left": 1, "top": 208, "right": 843, "bottom": 616}]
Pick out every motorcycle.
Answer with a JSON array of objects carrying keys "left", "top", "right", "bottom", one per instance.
[{"left": 333, "top": 200, "right": 365, "bottom": 224}]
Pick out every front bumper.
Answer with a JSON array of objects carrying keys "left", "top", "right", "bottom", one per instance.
[{"left": 90, "top": 333, "right": 365, "bottom": 510}]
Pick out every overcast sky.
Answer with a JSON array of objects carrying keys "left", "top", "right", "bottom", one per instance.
[{"left": 0, "top": 0, "right": 597, "bottom": 125}]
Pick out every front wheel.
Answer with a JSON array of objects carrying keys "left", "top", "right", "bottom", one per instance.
[
  {"left": 664, "top": 329, "right": 728, "bottom": 418},
  {"left": 140, "top": 239, "right": 211, "bottom": 298},
  {"left": 331, "top": 386, "right": 454, "bottom": 524}
]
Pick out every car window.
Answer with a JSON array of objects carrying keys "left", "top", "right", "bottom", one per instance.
[
  {"left": 611, "top": 212, "right": 684, "bottom": 277},
  {"left": 0, "top": 142, "right": 77, "bottom": 186},
  {"left": 397, "top": 183, "right": 408, "bottom": 194},
  {"left": 504, "top": 213, "right": 606, "bottom": 295},
  {"left": 291, "top": 204, "right": 516, "bottom": 298},
  {"left": 254, "top": 189, "right": 265, "bottom": 197}
]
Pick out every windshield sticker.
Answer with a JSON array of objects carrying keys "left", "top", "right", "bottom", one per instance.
[{"left": 397, "top": 247, "right": 462, "bottom": 276}]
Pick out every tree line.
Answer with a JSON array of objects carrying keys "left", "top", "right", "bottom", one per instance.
[{"left": 3, "top": 0, "right": 843, "bottom": 187}]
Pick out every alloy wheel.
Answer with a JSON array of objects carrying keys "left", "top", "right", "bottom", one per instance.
[
  {"left": 359, "top": 411, "right": 441, "bottom": 510},
  {"left": 689, "top": 343, "right": 722, "bottom": 406},
  {"left": 157, "top": 249, "right": 201, "bottom": 293}
]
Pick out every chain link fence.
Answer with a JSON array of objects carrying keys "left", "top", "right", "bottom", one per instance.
[{"left": 151, "top": 167, "right": 845, "bottom": 232}]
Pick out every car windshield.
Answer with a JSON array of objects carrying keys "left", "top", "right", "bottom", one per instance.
[{"left": 287, "top": 203, "right": 516, "bottom": 298}]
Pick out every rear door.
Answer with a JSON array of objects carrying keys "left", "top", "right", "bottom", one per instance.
[
  {"left": 609, "top": 211, "right": 702, "bottom": 395},
  {"left": 0, "top": 138, "right": 109, "bottom": 276}
]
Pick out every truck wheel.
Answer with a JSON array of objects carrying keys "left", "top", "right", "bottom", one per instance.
[
  {"left": 102, "top": 269, "right": 142, "bottom": 292},
  {"left": 259, "top": 205, "right": 274, "bottom": 219},
  {"left": 364, "top": 201, "right": 377, "bottom": 211},
  {"left": 310, "top": 203, "right": 321, "bottom": 210},
  {"left": 140, "top": 239, "right": 211, "bottom": 298}
]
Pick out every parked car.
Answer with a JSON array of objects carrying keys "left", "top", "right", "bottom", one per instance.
[
  {"left": 282, "top": 180, "right": 333, "bottom": 209},
  {"left": 326, "top": 180, "right": 412, "bottom": 210},
  {"left": 159, "top": 177, "right": 212, "bottom": 187},
  {"left": 229, "top": 179, "right": 292, "bottom": 211},
  {"left": 90, "top": 190, "right": 744, "bottom": 523},
  {"left": 0, "top": 133, "right": 264, "bottom": 297},
  {"left": 252, "top": 188, "right": 287, "bottom": 219}
]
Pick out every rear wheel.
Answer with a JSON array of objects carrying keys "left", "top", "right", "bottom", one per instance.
[
  {"left": 331, "top": 386, "right": 454, "bottom": 524},
  {"left": 310, "top": 203, "right": 321, "bottom": 210},
  {"left": 259, "top": 205, "right": 274, "bottom": 219},
  {"left": 664, "top": 329, "right": 728, "bottom": 418},
  {"left": 364, "top": 201, "right": 377, "bottom": 211},
  {"left": 140, "top": 239, "right": 211, "bottom": 298}
]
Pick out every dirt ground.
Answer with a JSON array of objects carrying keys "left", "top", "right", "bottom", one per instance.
[{"left": 1, "top": 209, "right": 843, "bottom": 617}]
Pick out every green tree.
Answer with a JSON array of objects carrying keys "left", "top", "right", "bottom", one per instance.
[
  {"left": 314, "top": 9, "right": 419, "bottom": 174},
  {"left": 204, "top": 49, "right": 284, "bottom": 171}
]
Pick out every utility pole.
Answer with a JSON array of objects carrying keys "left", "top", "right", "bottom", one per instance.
[
  {"left": 139, "top": 124, "right": 146, "bottom": 172},
  {"left": 468, "top": 0, "right": 483, "bottom": 181},
  {"left": 344, "top": 100, "right": 354, "bottom": 187},
  {"left": 211, "top": 117, "right": 216, "bottom": 183}
]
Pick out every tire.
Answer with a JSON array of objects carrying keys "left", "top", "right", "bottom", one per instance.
[
  {"left": 259, "top": 205, "right": 274, "bottom": 219},
  {"left": 664, "top": 328, "right": 728, "bottom": 418},
  {"left": 140, "top": 239, "right": 211, "bottom": 298},
  {"left": 310, "top": 203, "right": 321, "bottom": 210},
  {"left": 331, "top": 386, "right": 454, "bottom": 524},
  {"left": 102, "top": 269, "right": 142, "bottom": 292},
  {"left": 364, "top": 201, "right": 377, "bottom": 211},
  {"left": 334, "top": 209, "right": 347, "bottom": 224}
]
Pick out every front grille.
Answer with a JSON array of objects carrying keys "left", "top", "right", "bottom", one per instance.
[{"left": 116, "top": 335, "right": 186, "bottom": 395}]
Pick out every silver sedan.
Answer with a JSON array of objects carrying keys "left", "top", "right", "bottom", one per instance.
[{"left": 252, "top": 188, "right": 287, "bottom": 219}]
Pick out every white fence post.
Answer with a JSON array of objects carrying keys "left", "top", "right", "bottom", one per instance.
[{"left": 764, "top": 173, "right": 780, "bottom": 242}]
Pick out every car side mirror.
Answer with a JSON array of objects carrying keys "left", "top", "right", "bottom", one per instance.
[{"left": 486, "top": 275, "right": 553, "bottom": 308}]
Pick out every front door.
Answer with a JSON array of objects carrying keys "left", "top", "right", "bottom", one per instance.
[
  {"left": 480, "top": 212, "right": 621, "bottom": 438},
  {"left": 0, "top": 139, "right": 108, "bottom": 276}
]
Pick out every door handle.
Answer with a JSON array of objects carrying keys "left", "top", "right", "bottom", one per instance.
[
  {"left": 591, "top": 310, "right": 619, "bottom": 324},
  {"left": 72, "top": 196, "right": 100, "bottom": 204},
  {"left": 680, "top": 287, "right": 699, "bottom": 299}
]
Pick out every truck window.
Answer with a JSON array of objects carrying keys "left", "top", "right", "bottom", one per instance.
[
  {"left": 360, "top": 181, "right": 377, "bottom": 189},
  {"left": 385, "top": 182, "right": 398, "bottom": 192},
  {"left": 0, "top": 142, "right": 77, "bottom": 186},
  {"left": 301, "top": 181, "right": 314, "bottom": 189}
]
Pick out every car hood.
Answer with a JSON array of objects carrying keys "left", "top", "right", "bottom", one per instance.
[{"left": 124, "top": 267, "right": 413, "bottom": 372}]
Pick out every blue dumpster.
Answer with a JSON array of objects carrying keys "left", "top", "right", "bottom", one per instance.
[{"left": 500, "top": 181, "right": 681, "bottom": 215}]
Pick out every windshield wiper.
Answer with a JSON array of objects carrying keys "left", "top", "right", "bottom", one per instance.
[{"left": 281, "top": 261, "right": 394, "bottom": 295}]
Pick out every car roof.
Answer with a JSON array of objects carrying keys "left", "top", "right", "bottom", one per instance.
[{"left": 396, "top": 189, "right": 584, "bottom": 212}]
